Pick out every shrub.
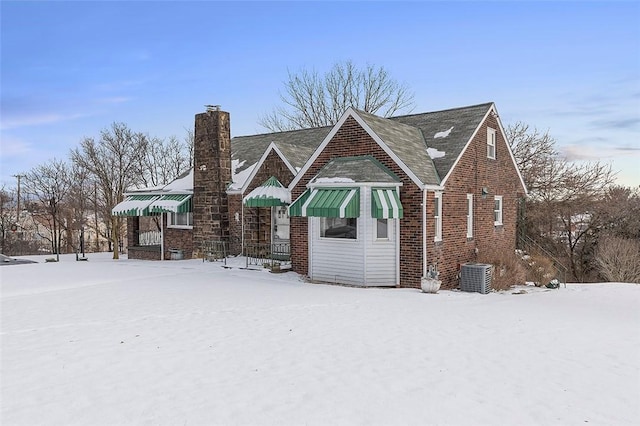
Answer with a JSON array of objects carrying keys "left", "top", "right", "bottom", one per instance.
[
  {"left": 595, "top": 236, "right": 640, "bottom": 283},
  {"left": 525, "top": 253, "right": 558, "bottom": 287},
  {"left": 477, "top": 246, "right": 526, "bottom": 291}
]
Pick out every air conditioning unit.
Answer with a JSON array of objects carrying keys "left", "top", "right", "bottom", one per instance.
[{"left": 460, "top": 263, "right": 493, "bottom": 294}]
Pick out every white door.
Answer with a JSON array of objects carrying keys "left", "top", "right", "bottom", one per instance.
[{"left": 272, "top": 206, "right": 290, "bottom": 242}]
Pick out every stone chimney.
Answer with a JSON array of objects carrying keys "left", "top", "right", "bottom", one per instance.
[{"left": 192, "top": 105, "right": 231, "bottom": 255}]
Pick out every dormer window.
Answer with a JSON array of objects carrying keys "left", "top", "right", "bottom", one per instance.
[{"left": 487, "top": 127, "right": 496, "bottom": 159}]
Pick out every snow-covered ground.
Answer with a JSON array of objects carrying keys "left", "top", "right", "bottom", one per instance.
[{"left": 1, "top": 253, "right": 638, "bottom": 426}]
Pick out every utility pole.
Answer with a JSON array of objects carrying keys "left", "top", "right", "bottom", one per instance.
[{"left": 12, "top": 174, "right": 25, "bottom": 229}]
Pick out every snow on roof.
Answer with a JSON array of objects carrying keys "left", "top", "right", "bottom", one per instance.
[
  {"left": 162, "top": 169, "right": 193, "bottom": 192},
  {"left": 427, "top": 147, "right": 446, "bottom": 159},
  {"left": 433, "top": 126, "right": 454, "bottom": 139},
  {"left": 228, "top": 161, "right": 257, "bottom": 191},
  {"left": 243, "top": 185, "right": 291, "bottom": 204},
  {"left": 314, "top": 177, "right": 356, "bottom": 184}
]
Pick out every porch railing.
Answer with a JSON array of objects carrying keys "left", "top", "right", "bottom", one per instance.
[
  {"left": 137, "top": 230, "right": 162, "bottom": 246},
  {"left": 244, "top": 242, "right": 290, "bottom": 268},
  {"left": 201, "top": 240, "right": 228, "bottom": 264},
  {"left": 518, "top": 234, "right": 568, "bottom": 287}
]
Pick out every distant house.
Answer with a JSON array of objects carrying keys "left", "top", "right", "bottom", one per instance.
[{"left": 113, "top": 103, "right": 527, "bottom": 289}]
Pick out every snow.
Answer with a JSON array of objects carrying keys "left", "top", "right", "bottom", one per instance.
[
  {"left": 427, "top": 147, "right": 446, "bottom": 159},
  {"left": 2, "top": 253, "right": 639, "bottom": 426},
  {"left": 161, "top": 169, "right": 193, "bottom": 192},
  {"left": 434, "top": 126, "right": 454, "bottom": 139},
  {"left": 243, "top": 185, "right": 291, "bottom": 204},
  {"left": 314, "top": 177, "right": 355, "bottom": 183},
  {"left": 229, "top": 161, "right": 256, "bottom": 190}
]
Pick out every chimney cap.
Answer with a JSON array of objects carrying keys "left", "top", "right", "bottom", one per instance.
[{"left": 205, "top": 104, "right": 221, "bottom": 112}]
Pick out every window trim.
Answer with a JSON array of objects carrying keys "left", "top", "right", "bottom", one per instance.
[
  {"left": 167, "top": 211, "right": 193, "bottom": 229},
  {"left": 434, "top": 192, "right": 442, "bottom": 242},
  {"left": 466, "top": 193, "right": 473, "bottom": 238},
  {"left": 494, "top": 195, "right": 503, "bottom": 226},
  {"left": 374, "top": 218, "right": 390, "bottom": 241},
  {"left": 319, "top": 217, "right": 358, "bottom": 240},
  {"left": 487, "top": 127, "right": 496, "bottom": 159}
]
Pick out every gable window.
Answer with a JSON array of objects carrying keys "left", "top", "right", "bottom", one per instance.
[
  {"left": 320, "top": 217, "right": 357, "bottom": 239},
  {"left": 434, "top": 192, "right": 442, "bottom": 242},
  {"left": 167, "top": 212, "right": 193, "bottom": 228},
  {"left": 487, "top": 127, "right": 496, "bottom": 159},
  {"left": 375, "top": 218, "right": 389, "bottom": 240},
  {"left": 494, "top": 195, "right": 503, "bottom": 226},
  {"left": 466, "top": 193, "right": 473, "bottom": 238}
]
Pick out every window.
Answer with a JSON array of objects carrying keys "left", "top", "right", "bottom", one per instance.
[
  {"left": 487, "top": 127, "right": 496, "bottom": 159},
  {"left": 434, "top": 192, "right": 442, "bottom": 242},
  {"left": 320, "top": 217, "right": 357, "bottom": 239},
  {"left": 167, "top": 212, "right": 193, "bottom": 228},
  {"left": 466, "top": 194, "right": 473, "bottom": 238},
  {"left": 375, "top": 218, "right": 389, "bottom": 240},
  {"left": 494, "top": 196, "right": 503, "bottom": 226}
]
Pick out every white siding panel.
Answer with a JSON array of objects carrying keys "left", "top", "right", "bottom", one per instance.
[
  {"left": 308, "top": 187, "right": 399, "bottom": 287},
  {"left": 364, "top": 186, "right": 396, "bottom": 286},
  {"left": 309, "top": 191, "right": 365, "bottom": 285}
]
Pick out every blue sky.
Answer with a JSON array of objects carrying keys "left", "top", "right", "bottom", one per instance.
[{"left": 1, "top": 1, "right": 639, "bottom": 188}]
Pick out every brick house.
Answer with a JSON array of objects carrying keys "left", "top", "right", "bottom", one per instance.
[{"left": 114, "top": 102, "right": 527, "bottom": 289}]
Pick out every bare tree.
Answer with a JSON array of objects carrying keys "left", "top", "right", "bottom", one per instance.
[
  {"left": 0, "top": 186, "right": 17, "bottom": 254},
  {"left": 138, "top": 135, "right": 191, "bottom": 188},
  {"left": 184, "top": 127, "right": 194, "bottom": 168},
  {"left": 507, "top": 123, "right": 616, "bottom": 281},
  {"left": 22, "top": 159, "right": 73, "bottom": 260},
  {"left": 71, "top": 122, "right": 148, "bottom": 260},
  {"left": 506, "top": 122, "right": 557, "bottom": 193},
  {"left": 260, "top": 60, "right": 415, "bottom": 132}
]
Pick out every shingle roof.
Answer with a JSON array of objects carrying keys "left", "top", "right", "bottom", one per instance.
[
  {"left": 231, "top": 126, "right": 330, "bottom": 173},
  {"left": 390, "top": 103, "right": 492, "bottom": 181},
  {"left": 355, "top": 109, "right": 440, "bottom": 186},
  {"left": 312, "top": 155, "right": 401, "bottom": 184},
  {"left": 231, "top": 102, "right": 492, "bottom": 185}
]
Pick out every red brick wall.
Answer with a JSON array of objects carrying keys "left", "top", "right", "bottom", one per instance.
[
  {"left": 242, "top": 151, "right": 295, "bottom": 247},
  {"left": 430, "top": 114, "right": 525, "bottom": 288},
  {"left": 126, "top": 217, "right": 139, "bottom": 249},
  {"left": 290, "top": 116, "right": 424, "bottom": 287},
  {"left": 164, "top": 223, "right": 194, "bottom": 260},
  {"left": 127, "top": 246, "right": 161, "bottom": 260}
]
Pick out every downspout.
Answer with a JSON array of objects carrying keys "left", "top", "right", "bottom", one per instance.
[
  {"left": 422, "top": 188, "right": 427, "bottom": 278},
  {"left": 160, "top": 213, "right": 164, "bottom": 261},
  {"left": 241, "top": 202, "right": 245, "bottom": 256}
]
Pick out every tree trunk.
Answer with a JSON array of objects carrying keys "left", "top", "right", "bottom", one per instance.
[{"left": 111, "top": 217, "right": 119, "bottom": 260}]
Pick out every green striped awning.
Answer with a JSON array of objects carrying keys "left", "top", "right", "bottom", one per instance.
[
  {"left": 243, "top": 176, "right": 291, "bottom": 207},
  {"left": 290, "top": 188, "right": 359, "bottom": 218},
  {"left": 149, "top": 194, "right": 192, "bottom": 213},
  {"left": 288, "top": 189, "right": 312, "bottom": 217},
  {"left": 112, "top": 194, "right": 160, "bottom": 216},
  {"left": 371, "top": 188, "right": 404, "bottom": 219}
]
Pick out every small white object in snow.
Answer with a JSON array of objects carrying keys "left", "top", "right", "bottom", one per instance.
[{"left": 434, "top": 126, "right": 454, "bottom": 139}]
